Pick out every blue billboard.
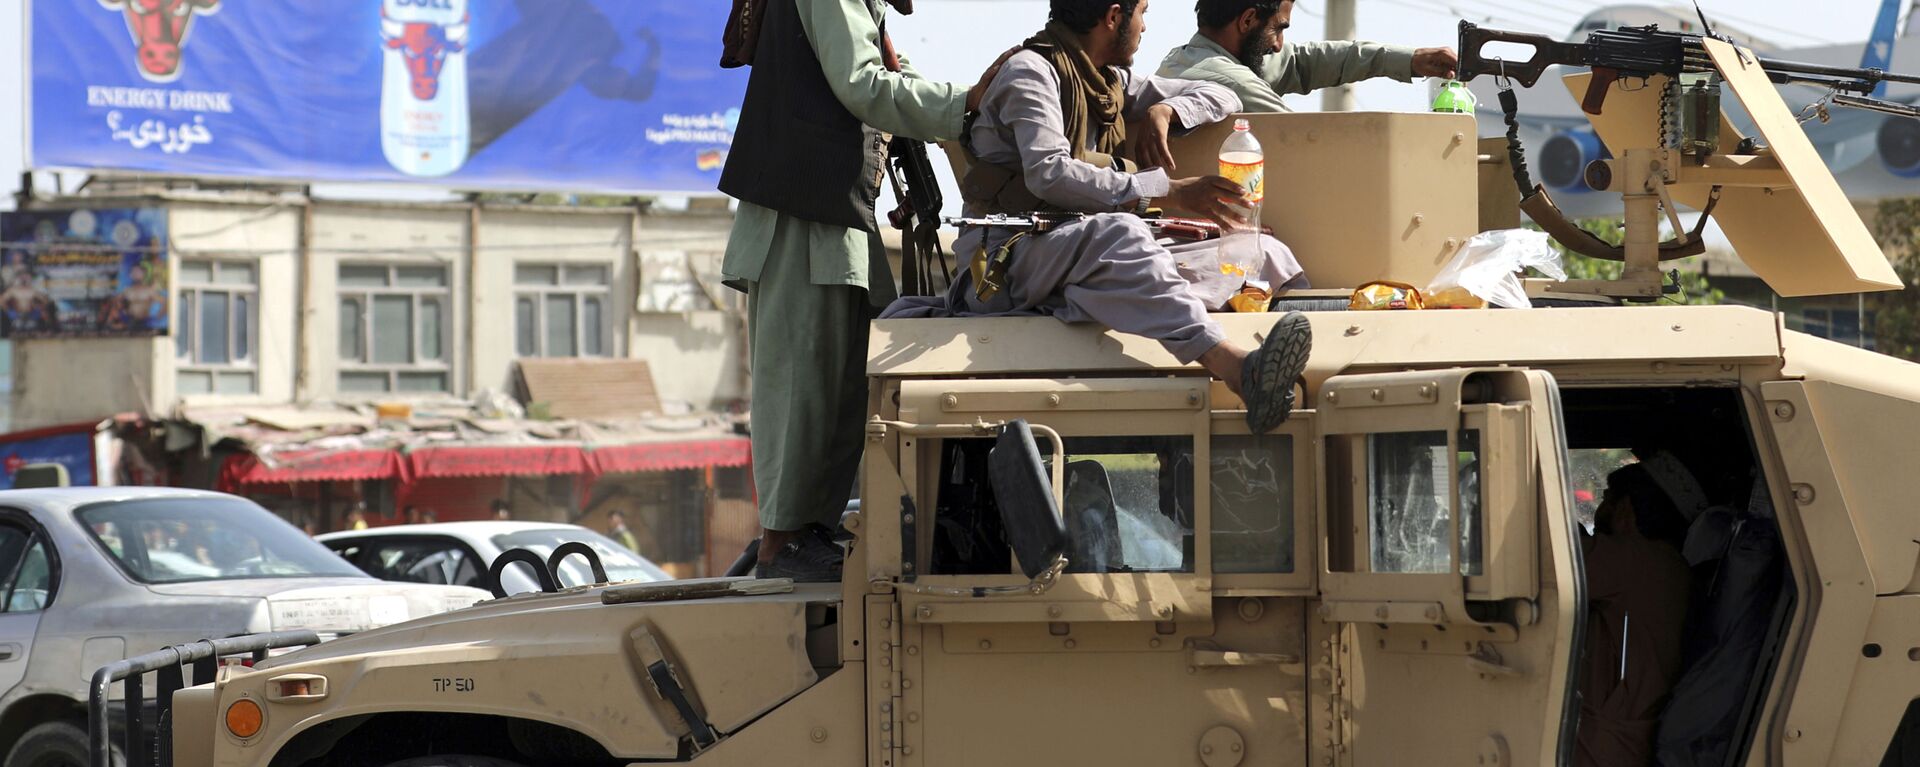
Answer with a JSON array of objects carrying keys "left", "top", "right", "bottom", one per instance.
[
  {"left": 28, "top": 0, "right": 743, "bottom": 194},
  {"left": 0, "top": 425, "right": 97, "bottom": 489}
]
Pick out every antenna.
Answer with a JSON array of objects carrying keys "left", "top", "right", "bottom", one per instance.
[{"left": 1692, "top": 0, "right": 1720, "bottom": 41}]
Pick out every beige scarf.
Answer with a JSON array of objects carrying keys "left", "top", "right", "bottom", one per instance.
[{"left": 1021, "top": 20, "right": 1129, "bottom": 170}]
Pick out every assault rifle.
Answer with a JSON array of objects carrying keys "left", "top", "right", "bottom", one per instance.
[
  {"left": 1458, "top": 21, "right": 1920, "bottom": 117},
  {"left": 886, "top": 137, "right": 948, "bottom": 297}
]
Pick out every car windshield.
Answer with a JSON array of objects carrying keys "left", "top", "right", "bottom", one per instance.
[
  {"left": 489, "top": 528, "right": 671, "bottom": 585},
  {"left": 79, "top": 497, "right": 368, "bottom": 584}
]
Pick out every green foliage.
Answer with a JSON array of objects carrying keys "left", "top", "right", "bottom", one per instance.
[
  {"left": 1527, "top": 218, "right": 1725, "bottom": 306},
  {"left": 1865, "top": 198, "right": 1920, "bottom": 362}
]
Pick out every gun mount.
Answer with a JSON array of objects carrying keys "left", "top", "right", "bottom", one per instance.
[{"left": 1458, "top": 22, "right": 1917, "bottom": 299}]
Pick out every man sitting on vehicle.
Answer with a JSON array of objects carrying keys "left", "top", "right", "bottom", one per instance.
[
  {"left": 1156, "top": 0, "right": 1457, "bottom": 112},
  {"left": 881, "top": 0, "right": 1312, "bottom": 433}
]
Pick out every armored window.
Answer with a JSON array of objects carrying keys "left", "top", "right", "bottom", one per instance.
[
  {"left": 1211, "top": 434, "right": 1296, "bottom": 573},
  {"left": 514, "top": 263, "right": 612, "bottom": 358},
  {"left": 1362, "top": 430, "right": 1484, "bottom": 576},
  {"left": 337, "top": 263, "right": 453, "bottom": 393},
  {"left": 176, "top": 258, "right": 258, "bottom": 396}
]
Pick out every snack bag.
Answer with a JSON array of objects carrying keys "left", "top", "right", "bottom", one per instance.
[{"left": 1349, "top": 281, "right": 1426, "bottom": 311}]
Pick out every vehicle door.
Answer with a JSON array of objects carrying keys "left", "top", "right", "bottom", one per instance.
[
  {"left": 0, "top": 512, "right": 58, "bottom": 699},
  {"left": 1314, "top": 368, "right": 1581, "bottom": 766},
  {"left": 880, "top": 377, "right": 1317, "bottom": 766}
]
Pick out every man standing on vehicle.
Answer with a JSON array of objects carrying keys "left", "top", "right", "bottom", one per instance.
[
  {"left": 1156, "top": 0, "right": 1458, "bottom": 112},
  {"left": 717, "top": 0, "right": 1002, "bottom": 581}
]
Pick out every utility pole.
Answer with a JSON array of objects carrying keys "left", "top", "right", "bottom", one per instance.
[{"left": 1321, "top": 0, "right": 1358, "bottom": 111}]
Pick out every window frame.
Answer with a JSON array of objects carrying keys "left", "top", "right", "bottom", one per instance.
[
  {"left": 0, "top": 510, "right": 61, "bottom": 613},
  {"left": 325, "top": 534, "right": 491, "bottom": 591},
  {"left": 336, "top": 262, "right": 455, "bottom": 394},
  {"left": 512, "top": 262, "right": 614, "bottom": 359},
  {"left": 175, "top": 257, "right": 260, "bottom": 396}
]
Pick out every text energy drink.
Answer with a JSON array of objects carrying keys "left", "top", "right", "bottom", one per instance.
[{"left": 380, "top": 0, "right": 470, "bottom": 177}]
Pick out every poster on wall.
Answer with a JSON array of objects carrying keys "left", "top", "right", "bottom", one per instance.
[
  {"left": 29, "top": 0, "right": 744, "bottom": 194},
  {"left": 0, "top": 209, "right": 170, "bottom": 339}
]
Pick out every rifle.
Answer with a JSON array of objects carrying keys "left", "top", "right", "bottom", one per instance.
[
  {"left": 886, "top": 137, "right": 949, "bottom": 297},
  {"left": 1458, "top": 20, "right": 1920, "bottom": 117}
]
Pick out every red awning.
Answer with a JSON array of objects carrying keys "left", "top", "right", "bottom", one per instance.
[
  {"left": 407, "top": 444, "right": 593, "bottom": 479},
  {"left": 589, "top": 438, "right": 751, "bottom": 475},
  {"left": 219, "top": 449, "right": 406, "bottom": 488}
]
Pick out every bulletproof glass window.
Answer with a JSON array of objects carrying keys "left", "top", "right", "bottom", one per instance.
[
  {"left": 932, "top": 435, "right": 1195, "bottom": 575},
  {"left": 1364, "top": 430, "right": 1484, "bottom": 576},
  {"left": 1212, "top": 434, "right": 1295, "bottom": 573}
]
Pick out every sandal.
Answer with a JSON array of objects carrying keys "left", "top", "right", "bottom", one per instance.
[{"left": 1241, "top": 311, "right": 1313, "bottom": 435}]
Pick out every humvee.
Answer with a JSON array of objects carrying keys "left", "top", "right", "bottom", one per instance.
[{"left": 97, "top": 32, "right": 1920, "bottom": 767}]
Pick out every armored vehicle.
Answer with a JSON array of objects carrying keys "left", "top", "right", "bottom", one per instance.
[{"left": 100, "top": 30, "right": 1920, "bottom": 767}]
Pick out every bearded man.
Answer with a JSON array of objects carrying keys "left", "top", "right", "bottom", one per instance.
[{"left": 1157, "top": 0, "right": 1457, "bottom": 112}]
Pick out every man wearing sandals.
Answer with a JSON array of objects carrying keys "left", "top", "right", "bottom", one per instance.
[{"left": 881, "top": 0, "right": 1312, "bottom": 434}]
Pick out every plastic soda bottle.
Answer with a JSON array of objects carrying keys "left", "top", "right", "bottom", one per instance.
[
  {"left": 1431, "top": 80, "right": 1476, "bottom": 115},
  {"left": 1217, "top": 119, "right": 1264, "bottom": 279},
  {"left": 380, "top": 0, "right": 472, "bottom": 177}
]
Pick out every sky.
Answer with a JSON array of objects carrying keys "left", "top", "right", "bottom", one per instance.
[{"left": 0, "top": 1, "right": 1898, "bottom": 210}]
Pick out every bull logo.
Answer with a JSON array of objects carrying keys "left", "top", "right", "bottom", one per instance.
[
  {"left": 381, "top": 10, "right": 469, "bottom": 100},
  {"left": 98, "top": 0, "right": 223, "bottom": 83}
]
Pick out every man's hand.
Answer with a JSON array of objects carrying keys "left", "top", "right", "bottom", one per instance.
[
  {"left": 1136, "top": 103, "right": 1179, "bottom": 172},
  {"left": 1156, "top": 176, "right": 1253, "bottom": 229},
  {"left": 1412, "top": 47, "right": 1459, "bottom": 79},
  {"left": 967, "top": 47, "right": 1022, "bottom": 113}
]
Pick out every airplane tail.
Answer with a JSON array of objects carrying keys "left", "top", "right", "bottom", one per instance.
[{"left": 1865, "top": 0, "right": 1902, "bottom": 97}]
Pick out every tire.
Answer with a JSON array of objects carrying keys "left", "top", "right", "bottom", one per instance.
[
  {"left": 6, "top": 720, "right": 90, "bottom": 767},
  {"left": 380, "top": 757, "right": 529, "bottom": 767}
]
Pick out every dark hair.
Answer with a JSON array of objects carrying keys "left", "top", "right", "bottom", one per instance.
[
  {"left": 1195, "top": 0, "right": 1287, "bottom": 29},
  {"left": 1050, "top": 0, "right": 1143, "bottom": 34},
  {"left": 1597, "top": 464, "right": 1689, "bottom": 546}
]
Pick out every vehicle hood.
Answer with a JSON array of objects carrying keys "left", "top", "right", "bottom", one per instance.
[{"left": 146, "top": 578, "right": 489, "bottom": 633}]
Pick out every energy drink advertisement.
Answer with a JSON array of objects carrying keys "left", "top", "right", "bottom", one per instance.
[
  {"left": 381, "top": 0, "right": 472, "bottom": 177},
  {"left": 29, "top": 1, "right": 740, "bottom": 193}
]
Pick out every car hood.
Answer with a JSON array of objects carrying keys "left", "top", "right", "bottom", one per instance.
[{"left": 146, "top": 578, "right": 489, "bottom": 633}]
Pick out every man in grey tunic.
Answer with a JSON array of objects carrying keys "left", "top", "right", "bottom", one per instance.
[
  {"left": 718, "top": 0, "right": 1001, "bottom": 580},
  {"left": 883, "top": 0, "right": 1312, "bottom": 432},
  {"left": 1157, "top": 0, "right": 1458, "bottom": 112}
]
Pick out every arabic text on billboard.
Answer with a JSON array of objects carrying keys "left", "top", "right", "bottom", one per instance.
[
  {"left": 0, "top": 209, "right": 170, "bottom": 339},
  {"left": 29, "top": 1, "right": 743, "bottom": 194}
]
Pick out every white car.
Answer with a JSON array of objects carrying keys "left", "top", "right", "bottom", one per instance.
[
  {"left": 317, "top": 521, "right": 673, "bottom": 596},
  {"left": 0, "top": 487, "right": 488, "bottom": 765}
]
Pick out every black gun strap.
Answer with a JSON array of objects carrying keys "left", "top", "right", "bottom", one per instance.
[{"left": 1499, "top": 88, "right": 1536, "bottom": 198}]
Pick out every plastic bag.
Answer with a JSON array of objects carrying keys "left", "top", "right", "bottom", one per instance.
[
  {"left": 1349, "top": 281, "right": 1426, "bottom": 311},
  {"left": 1426, "top": 229, "right": 1564, "bottom": 309}
]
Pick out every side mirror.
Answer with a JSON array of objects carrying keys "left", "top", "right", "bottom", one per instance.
[{"left": 989, "top": 419, "right": 1069, "bottom": 579}]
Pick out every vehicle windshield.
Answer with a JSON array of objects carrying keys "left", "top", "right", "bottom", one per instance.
[
  {"left": 79, "top": 497, "right": 368, "bottom": 584},
  {"left": 489, "top": 528, "right": 671, "bottom": 585}
]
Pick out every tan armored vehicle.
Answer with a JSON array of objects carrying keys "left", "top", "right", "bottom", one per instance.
[{"left": 94, "top": 31, "right": 1920, "bottom": 767}]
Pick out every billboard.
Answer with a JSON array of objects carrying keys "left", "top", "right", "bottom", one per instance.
[
  {"left": 28, "top": 0, "right": 743, "bottom": 194},
  {"left": 0, "top": 209, "right": 170, "bottom": 339},
  {"left": 0, "top": 423, "right": 99, "bottom": 489}
]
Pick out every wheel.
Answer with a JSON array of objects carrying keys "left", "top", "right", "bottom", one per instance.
[
  {"left": 6, "top": 721, "right": 90, "bottom": 767},
  {"left": 380, "top": 757, "right": 529, "bottom": 767}
]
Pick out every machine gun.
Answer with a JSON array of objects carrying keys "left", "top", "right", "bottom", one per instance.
[{"left": 1458, "top": 21, "right": 1920, "bottom": 118}]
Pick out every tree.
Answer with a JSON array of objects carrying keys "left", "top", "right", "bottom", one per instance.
[
  {"left": 1865, "top": 198, "right": 1920, "bottom": 362},
  {"left": 1528, "top": 218, "right": 1725, "bottom": 306}
]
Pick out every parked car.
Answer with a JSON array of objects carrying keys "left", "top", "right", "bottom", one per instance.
[
  {"left": 317, "top": 521, "right": 674, "bottom": 596},
  {"left": 0, "top": 487, "right": 489, "bottom": 766}
]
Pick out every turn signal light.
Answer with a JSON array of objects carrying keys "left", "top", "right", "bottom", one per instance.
[{"left": 225, "top": 699, "right": 263, "bottom": 739}]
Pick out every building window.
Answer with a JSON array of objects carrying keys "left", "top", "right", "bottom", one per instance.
[
  {"left": 176, "top": 259, "right": 258, "bottom": 395},
  {"left": 338, "top": 263, "right": 451, "bottom": 393},
  {"left": 514, "top": 263, "right": 611, "bottom": 358}
]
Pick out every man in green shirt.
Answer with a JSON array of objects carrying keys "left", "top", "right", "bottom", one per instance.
[
  {"left": 1156, "top": 0, "right": 1458, "bottom": 112},
  {"left": 718, "top": 0, "right": 999, "bottom": 581}
]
